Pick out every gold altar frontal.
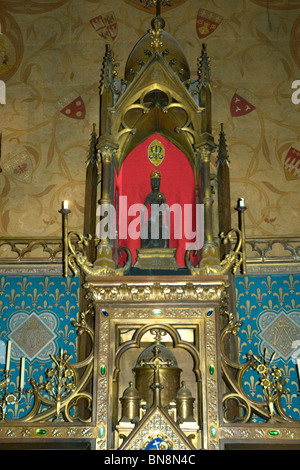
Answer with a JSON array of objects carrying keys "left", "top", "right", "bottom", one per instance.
[
  {"left": 85, "top": 274, "right": 228, "bottom": 450},
  {"left": 135, "top": 248, "right": 179, "bottom": 270}
]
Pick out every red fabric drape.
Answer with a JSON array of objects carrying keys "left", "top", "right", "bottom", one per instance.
[{"left": 115, "top": 133, "right": 199, "bottom": 268}]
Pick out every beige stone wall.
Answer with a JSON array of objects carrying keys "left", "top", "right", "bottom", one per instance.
[{"left": 0, "top": 0, "right": 299, "bottom": 238}]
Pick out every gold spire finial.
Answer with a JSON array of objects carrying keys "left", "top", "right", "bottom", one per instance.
[{"left": 140, "top": 1, "right": 172, "bottom": 49}]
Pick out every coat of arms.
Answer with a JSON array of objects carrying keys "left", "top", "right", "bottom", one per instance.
[
  {"left": 3, "top": 151, "right": 33, "bottom": 183},
  {"left": 230, "top": 88, "right": 259, "bottom": 117},
  {"left": 90, "top": 12, "right": 118, "bottom": 41},
  {"left": 196, "top": 9, "right": 223, "bottom": 39},
  {"left": 284, "top": 147, "right": 300, "bottom": 181},
  {"left": 148, "top": 139, "right": 165, "bottom": 166},
  {"left": 60, "top": 95, "right": 86, "bottom": 120}
]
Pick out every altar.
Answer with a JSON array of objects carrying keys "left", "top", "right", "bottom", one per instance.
[
  {"left": 3, "top": 0, "right": 299, "bottom": 452},
  {"left": 85, "top": 274, "right": 228, "bottom": 450},
  {"left": 76, "top": 0, "right": 241, "bottom": 450}
]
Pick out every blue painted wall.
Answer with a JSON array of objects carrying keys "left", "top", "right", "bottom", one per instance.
[
  {"left": 236, "top": 272, "right": 300, "bottom": 422},
  {"left": 0, "top": 273, "right": 80, "bottom": 418},
  {"left": 1, "top": 270, "right": 299, "bottom": 421}
]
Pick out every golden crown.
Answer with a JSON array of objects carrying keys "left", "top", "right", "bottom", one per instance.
[{"left": 150, "top": 169, "right": 161, "bottom": 179}]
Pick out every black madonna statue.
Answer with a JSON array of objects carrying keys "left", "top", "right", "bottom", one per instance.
[{"left": 141, "top": 169, "right": 170, "bottom": 249}]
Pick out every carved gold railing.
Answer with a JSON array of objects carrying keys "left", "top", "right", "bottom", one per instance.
[
  {"left": 244, "top": 235, "right": 300, "bottom": 265},
  {"left": 1, "top": 235, "right": 299, "bottom": 272},
  {"left": 0, "top": 236, "right": 83, "bottom": 265}
]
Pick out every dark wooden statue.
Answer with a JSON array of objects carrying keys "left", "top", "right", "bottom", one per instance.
[{"left": 141, "top": 169, "right": 169, "bottom": 249}]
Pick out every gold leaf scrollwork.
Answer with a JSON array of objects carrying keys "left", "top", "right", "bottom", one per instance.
[
  {"left": 25, "top": 306, "right": 94, "bottom": 423},
  {"left": 187, "top": 228, "right": 243, "bottom": 275},
  {"left": 66, "top": 231, "right": 132, "bottom": 277}
]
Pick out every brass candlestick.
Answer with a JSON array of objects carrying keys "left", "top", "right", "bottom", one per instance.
[
  {"left": 236, "top": 198, "right": 247, "bottom": 274},
  {"left": 59, "top": 201, "right": 71, "bottom": 277}
]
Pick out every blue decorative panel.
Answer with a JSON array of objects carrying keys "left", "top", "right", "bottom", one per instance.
[
  {"left": 236, "top": 273, "right": 300, "bottom": 422},
  {"left": 0, "top": 273, "right": 80, "bottom": 419}
]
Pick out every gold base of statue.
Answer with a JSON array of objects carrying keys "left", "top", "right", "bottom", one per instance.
[{"left": 135, "top": 248, "right": 179, "bottom": 270}]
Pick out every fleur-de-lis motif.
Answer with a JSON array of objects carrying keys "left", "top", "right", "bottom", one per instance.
[
  {"left": 235, "top": 290, "right": 244, "bottom": 307},
  {"left": 60, "top": 277, "right": 77, "bottom": 295},
  {"left": 251, "top": 288, "right": 267, "bottom": 306},
  {"left": 273, "top": 287, "right": 289, "bottom": 307},
  {"left": 17, "top": 277, "right": 32, "bottom": 296},
  {"left": 62, "top": 324, "right": 76, "bottom": 346},
  {"left": 243, "top": 323, "right": 258, "bottom": 344},
  {"left": 71, "top": 289, "right": 79, "bottom": 306},
  {"left": 37, "top": 299, "right": 53, "bottom": 310},
  {"left": 243, "top": 375, "right": 259, "bottom": 397},
  {"left": 27, "top": 288, "right": 43, "bottom": 307},
  {"left": 283, "top": 275, "right": 299, "bottom": 294},
  {"left": 39, "top": 277, "right": 54, "bottom": 294},
  {"left": 239, "top": 299, "right": 257, "bottom": 319},
  {"left": 262, "top": 299, "right": 276, "bottom": 310},
  {"left": 19, "top": 300, "right": 30, "bottom": 310},
  {"left": 59, "top": 300, "right": 75, "bottom": 319},
  {"left": 0, "top": 300, "right": 8, "bottom": 318},
  {"left": 238, "top": 276, "right": 254, "bottom": 295},
  {"left": 281, "top": 390, "right": 297, "bottom": 410},
  {"left": 286, "top": 298, "right": 298, "bottom": 310},
  {"left": 261, "top": 275, "right": 277, "bottom": 294},
  {"left": 49, "top": 288, "right": 65, "bottom": 307},
  {"left": 0, "top": 277, "right": 10, "bottom": 296},
  {"left": 5, "top": 289, "right": 21, "bottom": 307},
  {"left": 281, "top": 364, "right": 293, "bottom": 384}
]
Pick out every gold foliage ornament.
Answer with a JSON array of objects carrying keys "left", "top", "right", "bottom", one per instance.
[
  {"left": 59, "top": 203, "right": 132, "bottom": 278},
  {"left": 221, "top": 312, "right": 295, "bottom": 425},
  {"left": 26, "top": 306, "right": 94, "bottom": 423}
]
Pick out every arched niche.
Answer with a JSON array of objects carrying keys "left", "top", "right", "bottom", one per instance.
[
  {"left": 89, "top": 25, "right": 222, "bottom": 273},
  {"left": 114, "top": 323, "right": 202, "bottom": 427},
  {"left": 114, "top": 133, "right": 202, "bottom": 268}
]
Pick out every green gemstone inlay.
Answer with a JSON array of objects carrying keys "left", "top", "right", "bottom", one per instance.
[
  {"left": 99, "top": 426, "right": 105, "bottom": 438},
  {"left": 100, "top": 365, "right": 106, "bottom": 376},
  {"left": 152, "top": 309, "right": 163, "bottom": 316},
  {"left": 269, "top": 430, "right": 280, "bottom": 436},
  {"left": 209, "top": 365, "right": 215, "bottom": 375},
  {"left": 37, "top": 429, "right": 47, "bottom": 435}
]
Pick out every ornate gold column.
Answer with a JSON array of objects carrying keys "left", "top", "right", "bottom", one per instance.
[
  {"left": 198, "top": 145, "right": 219, "bottom": 266},
  {"left": 94, "top": 141, "right": 117, "bottom": 269}
]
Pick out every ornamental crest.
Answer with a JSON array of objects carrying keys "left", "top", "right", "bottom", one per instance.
[
  {"left": 196, "top": 8, "right": 223, "bottom": 39},
  {"left": 284, "top": 147, "right": 300, "bottom": 181},
  {"left": 148, "top": 139, "right": 165, "bottom": 166},
  {"left": 90, "top": 12, "right": 118, "bottom": 42}
]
